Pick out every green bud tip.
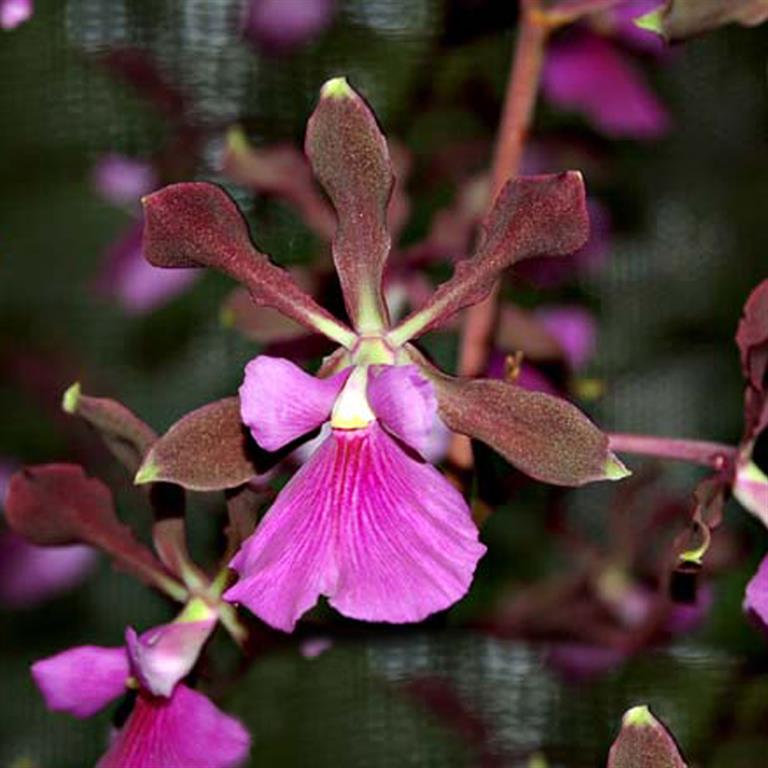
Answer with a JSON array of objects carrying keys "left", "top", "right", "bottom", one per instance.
[
  {"left": 321, "top": 77, "right": 354, "bottom": 100},
  {"left": 134, "top": 459, "right": 160, "bottom": 485},
  {"left": 226, "top": 125, "right": 249, "bottom": 155},
  {"left": 62, "top": 382, "right": 81, "bottom": 414},
  {"left": 606, "top": 454, "right": 632, "bottom": 481},
  {"left": 635, "top": 9, "right": 664, "bottom": 36},
  {"left": 178, "top": 596, "right": 216, "bottom": 624},
  {"left": 623, "top": 705, "right": 655, "bottom": 728}
]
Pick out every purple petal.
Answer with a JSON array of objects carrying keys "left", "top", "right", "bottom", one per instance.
[
  {"left": 92, "top": 154, "right": 157, "bottom": 207},
  {"left": 0, "top": 0, "right": 32, "bottom": 29},
  {"left": 31, "top": 646, "right": 129, "bottom": 718},
  {"left": 0, "top": 532, "right": 95, "bottom": 608},
  {"left": 745, "top": 553, "right": 768, "bottom": 625},
  {"left": 225, "top": 423, "right": 485, "bottom": 631},
  {"left": 97, "top": 684, "right": 250, "bottom": 768},
  {"left": 542, "top": 33, "right": 670, "bottom": 140},
  {"left": 240, "top": 356, "right": 351, "bottom": 452},
  {"left": 125, "top": 616, "right": 216, "bottom": 698},
  {"left": 734, "top": 461, "right": 768, "bottom": 526},
  {"left": 96, "top": 221, "right": 201, "bottom": 314},
  {"left": 242, "top": 0, "right": 334, "bottom": 54},
  {"left": 367, "top": 365, "right": 437, "bottom": 455},
  {"left": 545, "top": 643, "right": 627, "bottom": 682},
  {"left": 535, "top": 306, "right": 597, "bottom": 370}
]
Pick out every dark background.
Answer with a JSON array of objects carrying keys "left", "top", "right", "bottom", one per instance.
[{"left": 1, "top": 1, "right": 767, "bottom": 765}]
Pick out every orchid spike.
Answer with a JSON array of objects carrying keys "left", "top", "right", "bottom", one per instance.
[{"left": 140, "top": 78, "right": 629, "bottom": 631}]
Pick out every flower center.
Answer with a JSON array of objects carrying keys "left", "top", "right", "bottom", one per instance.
[{"left": 331, "top": 366, "right": 375, "bottom": 429}]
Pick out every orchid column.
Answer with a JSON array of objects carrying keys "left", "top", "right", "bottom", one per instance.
[{"left": 137, "top": 77, "right": 628, "bottom": 633}]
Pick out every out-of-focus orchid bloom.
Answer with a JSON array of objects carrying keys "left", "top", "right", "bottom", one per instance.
[
  {"left": 31, "top": 601, "right": 250, "bottom": 768},
  {"left": 136, "top": 78, "right": 628, "bottom": 632},
  {"left": 241, "top": 0, "right": 335, "bottom": 54},
  {"left": 92, "top": 154, "right": 157, "bottom": 208},
  {"left": 0, "top": 461, "right": 95, "bottom": 609},
  {"left": 542, "top": 31, "right": 670, "bottom": 140},
  {"left": 0, "top": 0, "right": 32, "bottom": 30}
]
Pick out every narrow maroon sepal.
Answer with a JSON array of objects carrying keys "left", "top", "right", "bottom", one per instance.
[
  {"left": 305, "top": 78, "right": 394, "bottom": 331},
  {"left": 660, "top": 0, "right": 768, "bottom": 40}
]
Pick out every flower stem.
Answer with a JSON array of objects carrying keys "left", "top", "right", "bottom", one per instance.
[
  {"left": 544, "top": 0, "right": 624, "bottom": 25},
  {"left": 449, "top": 0, "right": 549, "bottom": 470},
  {"left": 607, "top": 433, "right": 737, "bottom": 470}
]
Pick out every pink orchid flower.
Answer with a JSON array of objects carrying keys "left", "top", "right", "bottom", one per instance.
[
  {"left": 135, "top": 77, "right": 628, "bottom": 633},
  {"left": 31, "top": 601, "right": 250, "bottom": 768}
]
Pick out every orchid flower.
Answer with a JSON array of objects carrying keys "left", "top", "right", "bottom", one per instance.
[
  {"left": 0, "top": 0, "right": 32, "bottom": 30},
  {"left": 135, "top": 77, "right": 628, "bottom": 632},
  {"left": 241, "top": 0, "right": 335, "bottom": 54},
  {"left": 542, "top": 1, "right": 670, "bottom": 140},
  {"left": 31, "top": 599, "right": 250, "bottom": 768}
]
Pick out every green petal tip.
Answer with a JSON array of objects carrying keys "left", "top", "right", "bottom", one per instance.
[
  {"left": 226, "top": 125, "right": 249, "bottom": 155},
  {"left": 605, "top": 454, "right": 632, "bottom": 481},
  {"left": 321, "top": 77, "right": 354, "bottom": 100},
  {"left": 134, "top": 459, "right": 160, "bottom": 485},
  {"left": 62, "top": 382, "right": 82, "bottom": 414},
  {"left": 635, "top": 9, "right": 665, "bottom": 36},
  {"left": 623, "top": 705, "right": 655, "bottom": 728}
]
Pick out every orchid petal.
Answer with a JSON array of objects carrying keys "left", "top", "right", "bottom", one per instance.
[
  {"left": 542, "top": 34, "right": 670, "bottom": 140},
  {"left": 652, "top": 0, "right": 768, "bottom": 40},
  {"left": 97, "top": 684, "right": 250, "bottom": 768},
  {"left": 414, "top": 357, "right": 627, "bottom": 486},
  {"left": 736, "top": 278, "right": 768, "bottom": 393},
  {"left": 31, "top": 646, "right": 129, "bottom": 718},
  {"left": 142, "top": 182, "right": 356, "bottom": 347},
  {"left": 136, "top": 398, "right": 275, "bottom": 491},
  {"left": 125, "top": 613, "right": 216, "bottom": 698},
  {"left": 607, "top": 705, "right": 687, "bottom": 768},
  {"left": 305, "top": 78, "right": 394, "bottom": 332},
  {"left": 745, "top": 553, "right": 768, "bottom": 626},
  {"left": 5, "top": 465, "right": 179, "bottom": 596},
  {"left": 240, "top": 356, "right": 351, "bottom": 452},
  {"left": 367, "top": 364, "right": 436, "bottom": 455},
  {"left": 734, "top": 461, "right": 768, "bottom": 526},
  {"left": 389, "top": 173, "right": 589, "bottom": 344},
  {"left": 225, "top": 423, "right": 485, "bottom": 631}
]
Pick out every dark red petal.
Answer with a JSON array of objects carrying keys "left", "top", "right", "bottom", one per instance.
[
  {"left": 62, "top": 383, "right": 157, "bottom": 474},
  {"left": 389, "top": 172, "right": 589, "bottom": 343},
  {"left": 142, "top": 182, "right": 355, "bottom": 347},
  {"left": 5, "top": 465, "right": 178, "bottom": 594},
  {"left": 135, "top": 398, "right": 279, "bottom": 492},
  {"left": 305, "top": 77, "right": 394, "bottom": 332},
  {"left": 607, "top": 705, "right": 687, "bottom": 767},
  {"left": 414, "top": 356, "right": 627, "bottom": 487},
  {"left": 736, "top": 278, "right": 768, "bottom": 392}
]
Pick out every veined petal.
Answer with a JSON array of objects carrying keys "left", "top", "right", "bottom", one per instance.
[
  {"left": 367, "top": 364, "right": 436, "bottom": 455},
  {"left": 225, "top": 423, "right": 485, "bottom": 631},
  {"left": 96, "top": 684, "right": 250, "bottom": 768},
  {"left": 305, "top": 78, "right": 394, "bottom": 332},
  {"left": 240, "top": 356, "right": 352, "bottom": 452},
  {"left": 31, "top": 645, "right": 129, "bottom": 718}
]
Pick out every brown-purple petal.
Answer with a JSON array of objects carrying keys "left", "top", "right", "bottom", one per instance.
[
  {"left": 389, "top": 172, "right": 589, "bottom": 343},
  {"left": 736, "top": 278, "right": 768, "bottom": 393},
  {"left": 419, "top": 362, "right": 627, "bottom": 487},
  {"left": 607, "top": 705, "right": 687, "bottom": 768},
  {"left": 5, "top": 464, "right": 181, "bottom": 596},
  {"left": 305, "top": 77, "right": 394, "bottom": 332},
  {"left": 656, "top": 0, "right": 768, "bottom": 40},
  {"left": 62, "top": 382, "right": 157, "bottom": 474},
  {"left": 135, "top": 397, "right": 279, "bottom": 492},
  {"left": 142, "top": 182, "right": 355, "bottom": 347}
]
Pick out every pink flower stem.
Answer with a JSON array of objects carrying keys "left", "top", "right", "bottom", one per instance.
[
  {"left": 607, "top": 433, "right": 738, "bottom": 470},
  {"left": 449, "top": 0, "right": 549, "bottom": 471}
]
